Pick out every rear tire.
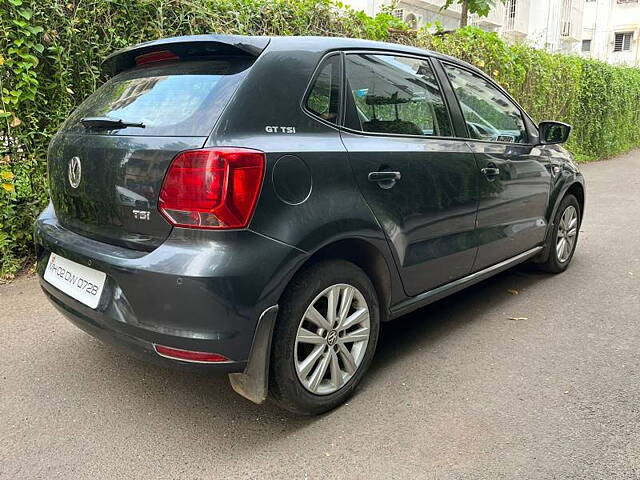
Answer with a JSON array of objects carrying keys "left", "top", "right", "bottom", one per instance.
[
  {"left": 538, "top": 194, "right": 581, "bottom": 273},
  {"left": 269, "top": 260, "right": 380, "bottom": 415}
]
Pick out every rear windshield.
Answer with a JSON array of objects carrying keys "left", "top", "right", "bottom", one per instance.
[{"left": 63, "top": 58, "right": 253, "bottom": 136}]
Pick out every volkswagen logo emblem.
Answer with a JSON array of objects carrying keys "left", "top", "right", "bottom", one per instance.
[
  {"left": 68, "top": 156, "right": 82, "bottom": 189},
  {"left": 326, "top": 330, "right": 338, "bottom": 346}
]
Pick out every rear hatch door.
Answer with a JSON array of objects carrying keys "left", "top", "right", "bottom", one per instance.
[{"left": 49, "top": 46, "right": 260, "bottom": 250}]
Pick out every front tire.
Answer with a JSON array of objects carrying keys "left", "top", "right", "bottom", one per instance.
[
  {"left": 538, "top": 194, "right": 581, "bottom": 273},
  {"left": 269, "top": 260, "right": 380, "bottom": 415}
]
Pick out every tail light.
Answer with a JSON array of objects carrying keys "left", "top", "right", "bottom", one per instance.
[{"left": 159, "top": 148, "right": 265, "bottom": 229}]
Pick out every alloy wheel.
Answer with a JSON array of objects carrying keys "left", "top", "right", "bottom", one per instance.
[
  {"left": 294, "top": 283, "right": 370, "bottom": 395},
  {"left": 556, "top": 205, "right": 578, "bottom": 263}
]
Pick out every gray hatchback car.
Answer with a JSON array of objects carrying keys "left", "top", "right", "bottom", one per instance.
[{"left": 36, "top": 35, "right": 584, "bottom": 414}]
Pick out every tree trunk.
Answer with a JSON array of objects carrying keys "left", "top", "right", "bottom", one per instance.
[{"left": 460, "top": 0, "right": 469, "bottom": 28}]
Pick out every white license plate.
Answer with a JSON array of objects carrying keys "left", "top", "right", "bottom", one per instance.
[{"left": 44, "top": 253, "right": 106, "bottom": 309}]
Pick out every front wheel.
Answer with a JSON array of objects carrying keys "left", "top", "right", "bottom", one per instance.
[
  {"left": 538, "top": 194, "right": 581, "bottom": 273},
  {"left": 269, "top": 260, "right": 380, "bottom": 415}
]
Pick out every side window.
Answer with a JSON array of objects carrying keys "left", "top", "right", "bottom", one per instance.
[
  {"left": 305, "top": 55, "right": 341, "bottom": 125},
  {"left": 344, "top": 54, "right": 453, "bottom": 137},
  {"left": 444, "top": 64, "right": 527, "bottom": 144}
]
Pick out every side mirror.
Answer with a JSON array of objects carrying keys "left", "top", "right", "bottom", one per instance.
[{"left": 539, "top": 121, "right": 571, "bottom": 145}]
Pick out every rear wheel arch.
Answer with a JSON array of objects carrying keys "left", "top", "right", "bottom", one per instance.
[
  {"left": 282, "top": 238, "right": 394, "bottom": 322},
  {"left": 228, "top": 238, "right": 394, "bottom": 405}
]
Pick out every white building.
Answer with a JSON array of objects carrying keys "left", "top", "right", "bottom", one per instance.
[
  {"left": 581, "top": 0, "right": 640, "bottom": 67},
  {"left": 343, "top": 0, "right": 584, "bottom": 54},
  {"left": 527, "top": 0, "right": 584, "bottom": 53},
  {"left": 341, "top": 0, "right": 466, "bottom": 29}
]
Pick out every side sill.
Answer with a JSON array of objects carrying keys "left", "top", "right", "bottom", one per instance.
[{"left": 389, "top": 246, "right": 543, "bottom": 320}]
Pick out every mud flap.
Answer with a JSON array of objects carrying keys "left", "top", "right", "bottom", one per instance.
[{"left": 228, "top": 305, "right": 278, "bottom": 404}]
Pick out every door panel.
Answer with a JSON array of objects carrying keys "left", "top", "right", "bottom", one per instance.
[
  {"left": 343, "top": 132, "right": 479, "bottom": 296},
  {"left": 469, "top": 143, "right": 551, "bottom": 270},
  {"left": 440, "top": 62, "right": 552, "bottom": 270},
  {"left": 341, "top": 52, "right": 480, "bottom": 296}
]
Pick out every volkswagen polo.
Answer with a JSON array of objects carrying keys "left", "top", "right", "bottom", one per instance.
[{"left": 35, "top": 35, "right": 585, "bottom": 415}]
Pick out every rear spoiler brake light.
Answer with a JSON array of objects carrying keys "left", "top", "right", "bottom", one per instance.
[{"left": 135, "top": 50, "right": 180, "bottom": 66}]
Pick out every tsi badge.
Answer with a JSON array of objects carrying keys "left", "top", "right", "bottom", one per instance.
[
  {"left": 132, "top": 209, "right": 150, "bottom": 221},
  {"left": 68, "top": 156, "right": 82, "bottom": 189}
]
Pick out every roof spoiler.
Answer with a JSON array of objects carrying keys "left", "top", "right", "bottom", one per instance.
[{"left": 102, "top": 34, "right": 270, "bottom": 77}]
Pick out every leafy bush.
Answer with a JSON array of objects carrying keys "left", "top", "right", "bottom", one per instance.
[{"left": 1, "top": 0, "right": 640, "bottom": 277}]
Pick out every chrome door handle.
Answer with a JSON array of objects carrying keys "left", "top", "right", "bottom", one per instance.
[
  {"left": 368, "top": 171, "right": 401, "bottom": 189},
  {"left": 368, "top": 171, "right": 401, "bottom": 182},
  {"left": 481, "top": 167, "right": 500, "bottom": 179}
]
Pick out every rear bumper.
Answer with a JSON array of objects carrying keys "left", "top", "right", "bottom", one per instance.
[
  {"left": 34, "top": 203, "right": 304, "bottom": 371},
  {"left": 40, "top": 280, "right": 244, "bottom": 372}
]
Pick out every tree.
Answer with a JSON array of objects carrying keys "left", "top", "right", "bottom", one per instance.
[{"left": 442, "top": 0, "right": 506, "bottom": 28}]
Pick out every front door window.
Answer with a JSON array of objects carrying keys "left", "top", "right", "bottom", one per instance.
[{"left": 444, "top": 64, "right": 527, "bottom": 144}]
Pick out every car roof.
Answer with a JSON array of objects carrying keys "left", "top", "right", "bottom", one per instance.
[
  {"left": 102, "top": 34, "right": 482, "bottom": 77},
  {"left": 268, "top": 35, "right": 473, "bottom": 66}
]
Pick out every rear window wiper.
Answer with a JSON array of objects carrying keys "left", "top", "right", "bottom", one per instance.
[{"left": 80, "top": 117, "right": 145, "bottom": 130}]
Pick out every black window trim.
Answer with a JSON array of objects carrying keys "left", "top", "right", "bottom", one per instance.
[
  {"left": 301, "top": 48, "right": 540, "bottom": 146},
  {"left": 301, "top": 51, "right": 344, "bottom": 130},
  {"left": 338, "top": 49, "right": 462, "bottom": 142},
  {"left": 439, "top": 60, "right": 538, "bottom": 147}
]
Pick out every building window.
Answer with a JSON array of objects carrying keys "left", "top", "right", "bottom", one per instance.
[
  {"left": 404, "top": 13, "right": 418, "bottom": 29},
  {"left": 392, "top": 8, "right": 404, "bottom": 19},
  {"left": 582, "top": 39, "right": 592, "bottom": 52},
  {"left": 504, "top": 0, "right": 517, "bottom": 30},
  {"left": 614, "top": 32, "right": 633, "bottom": 52},
  {"left": 561, "top": 0, "right": 572, "bottom": 37}
]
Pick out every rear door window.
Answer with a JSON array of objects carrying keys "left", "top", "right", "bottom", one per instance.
[
  {"left": 63, "top": 59, "right": 253, "bottom": 136},
  {"left": 343, "top": 53, "right": 453, "bottom": 137}
]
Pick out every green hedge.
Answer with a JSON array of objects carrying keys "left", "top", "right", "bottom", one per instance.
[{"left": 1, "top": 0, "right": 640, "bottom": 277}]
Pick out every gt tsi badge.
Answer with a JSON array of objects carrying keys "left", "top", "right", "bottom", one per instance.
[{"left": 265, "top": 125, "right": 296, "bottom": 134}]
